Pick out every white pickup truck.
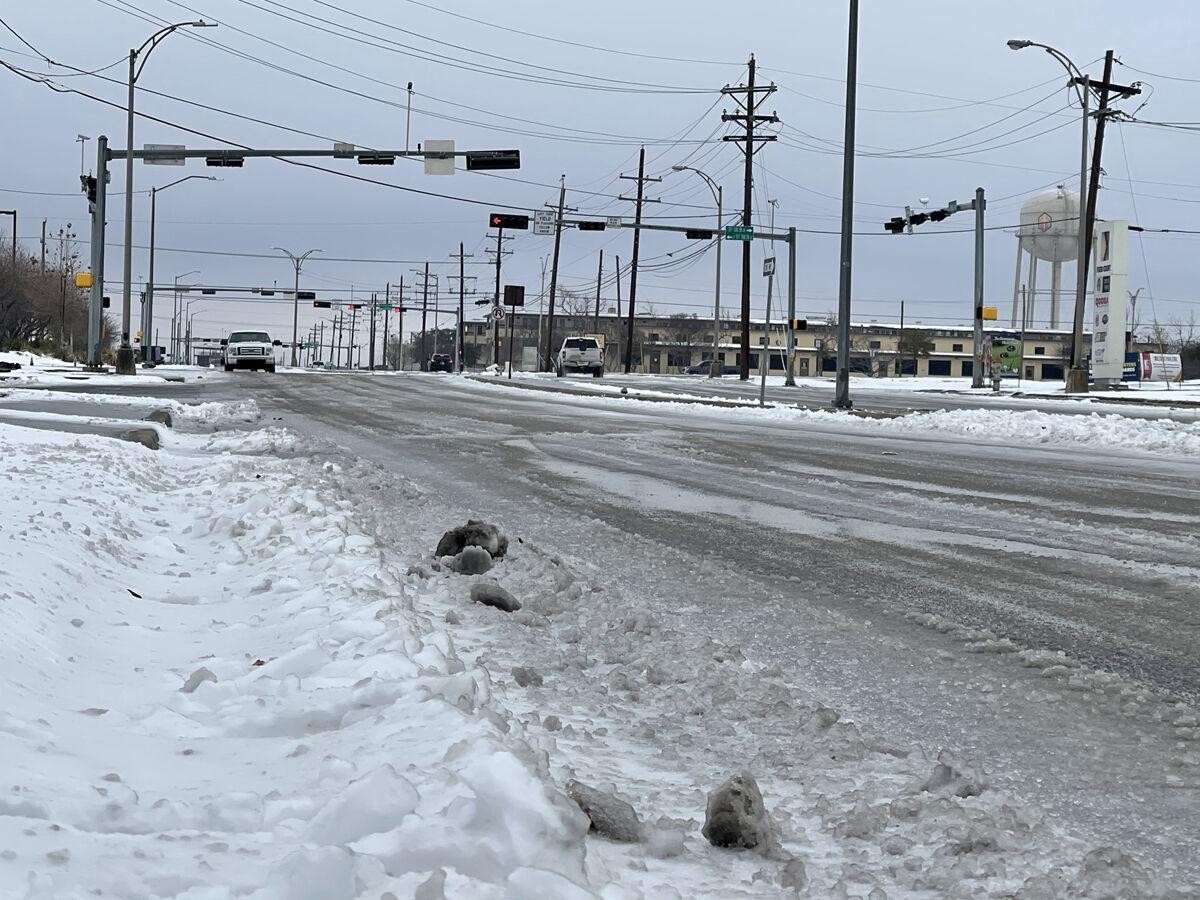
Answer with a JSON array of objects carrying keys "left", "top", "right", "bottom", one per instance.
[
  {"left": 556, "top": 336, "right": 605, "bottom": 378},
  {"left": 222, "top": 331, "right": 277, "bottom": 372}
]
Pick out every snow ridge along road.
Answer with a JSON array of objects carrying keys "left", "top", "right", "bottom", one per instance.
[{"left": 2, "top": 378, "right": 1198, "bottom": 898}]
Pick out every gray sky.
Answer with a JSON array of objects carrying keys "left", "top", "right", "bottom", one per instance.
[{"left": 3, "top": 0, "right": 1199, "bottom": 347}]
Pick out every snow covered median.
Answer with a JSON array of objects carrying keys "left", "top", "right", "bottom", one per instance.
[
  {"left": 465, "top": 377, "right": 1200, "bottom": 458},
  {"left": 0, "top": 414, "right": 594, "bottom": 898}
]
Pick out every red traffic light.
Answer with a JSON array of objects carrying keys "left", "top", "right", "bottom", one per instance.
[{"left": 488, "top": 213, "right": 530, "bottom": 230}]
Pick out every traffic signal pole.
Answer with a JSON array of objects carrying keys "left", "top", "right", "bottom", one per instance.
[
  {"left": 87, "top": 136, "right": 108, "bottom": 367},
  {"left": 493, "top": 226, "right": 503, "bottom": 366}
]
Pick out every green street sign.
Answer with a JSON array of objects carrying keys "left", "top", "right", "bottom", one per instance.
[
  {"left": 947, "top": 200, "right": 958, "bottom": 214},
  {"left": 724, "top": 225, "right": 754, "bottom": 241}
]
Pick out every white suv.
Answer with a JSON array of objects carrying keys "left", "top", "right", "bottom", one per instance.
[
  {"left": 222, "top": 331, "right": 277, "bottom": 372},
  {"left": 556, "top": 336, "right": 604, "bottom": 378}
]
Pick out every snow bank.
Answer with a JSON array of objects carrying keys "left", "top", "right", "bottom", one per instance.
[
  {"left": 0, "top": 387, "right": 259, "bottom": 429},
  {"left": 0, "top": 419, "right": 602, "bottom": 897},
  {"left": 463, "top": 378, "right": 1200, "bottom": 457}
]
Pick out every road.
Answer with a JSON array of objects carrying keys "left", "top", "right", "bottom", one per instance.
[{"left": 53, "top": 371, "right": 1200, "bottom": 880}]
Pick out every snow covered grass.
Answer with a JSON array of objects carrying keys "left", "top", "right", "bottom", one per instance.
[{"left": 464, "top": 377, "right": 1200, "bottom": 458}]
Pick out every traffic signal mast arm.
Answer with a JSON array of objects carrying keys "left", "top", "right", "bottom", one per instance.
[{"left": 883, "top": 197, "right": 979, "bottom": 233}]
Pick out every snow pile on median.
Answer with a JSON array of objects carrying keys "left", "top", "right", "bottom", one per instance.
[
  {"left": 463, "top": 378, "right": 1200, "bottom": 457},
  {"left": 872, "top": 406, "right": 1200, "bottom": 456},
  {"left": 0, "top": 421, "right": 603, "bottom": 898}
]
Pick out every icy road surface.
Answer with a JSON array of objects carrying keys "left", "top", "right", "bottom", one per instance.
[{"left": 52, "top": 371, "right": 1200, "bottom": 889}]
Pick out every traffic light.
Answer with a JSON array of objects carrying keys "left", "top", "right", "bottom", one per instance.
[
  {"left": 908, "top": 212, "right": 929, "bottom": 228},
  {"left": 466, "top": 150, "right": 521, "bottom": 171},
  {"left": 357, "top": 153, "right": 395, "bottom": 165},
  {"left": 81, "top": 174, "right": 97, "bottom": 211},
  {"left": 884, "top": 217, "right": 906, "bottom": 234},
  {"left": 102, "top": 296, "right": 110, "bottom": 308},
  {"left": 297, "top": 291, "right": 317, "bottom": 301},
  {"left": 685, "top": 229, "right": 715, "bottom": 240},
  {"left": 790, "top": 319, "right": 808, "bottom": 331},
  {"left": 205, "top": 155, "right": 244, "bottom": 167},
  {"left": 313, "top": 300, "right": 332, "bottom": 308},
  {"left": 576, "top": 221, "right": 606, "bottom": 231},
  {"left": 489, "top": 213, "right": 529, "bottom": 230},
  {"left": 929, "top": 208, "right": 950, "bottom": 223},
  {"left": 347, "top": 303, "right": 361, "bottom": 310}
]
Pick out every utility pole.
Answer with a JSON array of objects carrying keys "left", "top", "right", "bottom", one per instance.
[
  {"left": 620, "top": 150, "right": 661, "bottom": 373},
  {"left": 452, "top": 242, "right": 472, "bottom": 372},
  {"left": 369, "top": 293, "right": 377, "bottom": 369},
  {"left": 833, "top": 3, "right": 859, "bottom": 408},
  {"left": 480, "top": 236, "right": 510, "bottom": 366},
  {"left": 972, "top": 187, "right": 986, "bottom": 388},
  {"left": 785, "top": 226, "right": 797, "bottom": 385},
  {"left": 592, "top": 249, "right": 604, "bottom": 333},
  {"left": 544, "top": 175, "right": 574, "bottom": 371},
  {"left": 382, "top": 281, "right": 390, "bottom": 370},
  {"left": 1069, "top": 50, "right": 1138, "bottom": 393},
  {"left": 40, "top": 219, "right": 46, "bottom": 274},
  {"left": 721, "top": 56, "right": 779, "bottom": 380},
  {"left": 418, "top": 263, "right": 431, "bottom": 369}
]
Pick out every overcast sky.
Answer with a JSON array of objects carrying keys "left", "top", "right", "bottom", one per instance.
[{"left": 3, "top": 0, "right": 1199, "bottom": 348}]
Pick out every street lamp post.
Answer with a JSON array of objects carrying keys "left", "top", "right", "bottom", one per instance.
[
  {"left": 144, "top": 175, "right": 216, "bottom": 361},
  {"left": 116, "top": 19, "right": 215, "bottom": 375},
  {"left": 181, "top": 298, "right": 202, "bottom": 364},
  {"left": 1007, "top": 39, "right": 1094, "bottom": 393},
  {"left": 275, "top": 247, "right": 321, "bottom": 367},
  {"left": 672, "top": 165, "right": 723, "bottom": 378},
  {"left": 172, "top": 270, "right": 199, "bottom": 363}
]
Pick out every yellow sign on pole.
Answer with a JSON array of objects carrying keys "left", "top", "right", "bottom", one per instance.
[
  {"left": 75, "top": 271, "right": 94, "bottom": 288},
  {"left": 982, "top": 306, "right": 998, "bottom": 321}
]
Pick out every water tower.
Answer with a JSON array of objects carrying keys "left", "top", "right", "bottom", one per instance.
[{"left": 1012, "top": 186, "right": 1080, "bottom": 328}]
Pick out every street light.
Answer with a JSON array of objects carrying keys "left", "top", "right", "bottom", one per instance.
[
  {"left": 672, "top": 165, "right": 724, "bottom": 379},
  {"left": 143, "top": 175, "right": 217, "bottom": 360},
  {"left": 172, "top": 270, "right": 200, "bottom": 363},
  {"left": 116, "top": 19, "right": 216, "bottom": 376},
  {"left": 274, "top": 247, "right": 321, "bottom": 367},
  {"left": 1007, "top": 39, "right": 1094, "bottom": 392},
  {"left": 181, "top": 299, "right": 204, "bottom": 365}
]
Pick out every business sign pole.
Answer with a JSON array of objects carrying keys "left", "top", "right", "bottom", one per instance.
[{"left": 1091, "top": 220, "right": 1129, "bottom": 386}]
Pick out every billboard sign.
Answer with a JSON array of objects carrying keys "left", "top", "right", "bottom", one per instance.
[
  {"left": 1091, "top": 220, "right": 1129, "bottom": 380},
  {"left": 1140, "top": 352, "right": 1183, "bottom": 382}
]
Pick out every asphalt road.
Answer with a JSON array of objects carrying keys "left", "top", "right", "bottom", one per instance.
[{"left": 39, "top": 371, "right": 1200, "bottom": 880}]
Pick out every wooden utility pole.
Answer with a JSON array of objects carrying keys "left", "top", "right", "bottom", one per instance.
[
  {"left": 593, "top": 249, "right": 604, "bottom": 333},
  {"left": 620, "top": 148, "right": 661, "bottom": 373},
  {"left": 722, "top": 55, "right": 779, "bottom": 379},
  {"left": 543, "top": 176, "right": 569, "bottom": 370}
]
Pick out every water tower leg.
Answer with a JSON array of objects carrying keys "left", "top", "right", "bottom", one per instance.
[
  {"left": 1027, "top": 253, "right": 1039, "bottom": 327},
  {"left": 1011, "top": 242, "right": 1025, "bottom": 328},
  {"left": 1050, "top": 261, "right": 1062, "bottom": 329}
]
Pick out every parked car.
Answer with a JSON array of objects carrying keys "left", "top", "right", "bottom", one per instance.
[
  {"left": 556, "top": 336, "right": 604, "bottom": 377},
  {"left": 429, "top": 353, "right": 453, "bottom": 372},
  {"left": 685, "top": 361, "right": 739, "bottom": 375},
  {"left": 221, "top": 331, "right": 278, "bottom": 372}
]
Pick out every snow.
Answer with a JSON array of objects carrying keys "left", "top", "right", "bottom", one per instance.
[
  {"left": 0, "top": 412, "right": 596, "bottom": 897},
  {"left": 0, "top": 353, "right": 220, "bottom": 386},
  {"left": 461, "top": 377, "right": 1200, "bottom": 458},
  {"left": 3, "top": 388, "right": 1197, "bottom": 897}
]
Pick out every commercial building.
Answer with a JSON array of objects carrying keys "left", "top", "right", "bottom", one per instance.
[{"left": 464, "top": 310, "right": 1105, "bottom": 381}]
